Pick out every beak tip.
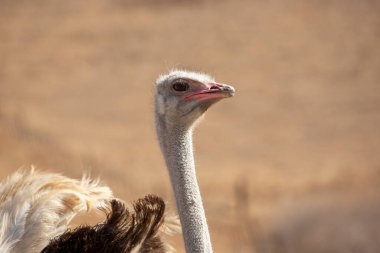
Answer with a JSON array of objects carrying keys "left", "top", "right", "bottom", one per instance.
[{"left": 223, "top": 85, "right": 235, "bottom": 96}]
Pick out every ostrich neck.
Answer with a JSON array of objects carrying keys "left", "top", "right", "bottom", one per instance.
[{"left": 156, "top": 117, "right": 212, "bottom": 253}]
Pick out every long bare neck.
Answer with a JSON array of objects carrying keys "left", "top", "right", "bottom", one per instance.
[{"left": 155, "top": 114, "right": 212, "bottom": 253}]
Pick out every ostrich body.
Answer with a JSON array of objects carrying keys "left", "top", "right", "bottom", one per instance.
[
  {"left": 0, "top": 168, "right": 176, "bottom": 253},
  {"left": 155, "top": 70, "right": 235, "bottom": 252}
]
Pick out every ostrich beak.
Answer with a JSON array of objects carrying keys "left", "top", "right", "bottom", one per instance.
[{"left": 184, "top": 82, "right": 235, "bottom": 101}]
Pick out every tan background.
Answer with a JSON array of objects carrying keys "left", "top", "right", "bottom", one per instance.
[{"left": 1, "top": 0, "right": 380, "bottom": 252}]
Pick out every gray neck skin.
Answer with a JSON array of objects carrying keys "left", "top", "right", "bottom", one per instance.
[{"left": 156, "top": 115, "right": 212, "bottom": 253}]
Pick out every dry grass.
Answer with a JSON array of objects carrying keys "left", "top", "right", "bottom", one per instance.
[{"left": 1, "top": 0, "right": 380, "bottom": 252}]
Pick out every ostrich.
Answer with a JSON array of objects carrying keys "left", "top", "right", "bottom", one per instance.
[
  {"left": 0, "top": 70, "right": 234, "bottom": 253},
  {"left": 154, "top": 70, "right": 235, "bottom": 252}
]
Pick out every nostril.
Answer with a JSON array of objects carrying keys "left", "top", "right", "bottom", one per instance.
[{"left": 210, "top": 85, "right": 220, "bottom": 90}]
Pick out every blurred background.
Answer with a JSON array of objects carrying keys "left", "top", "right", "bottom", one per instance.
[{"left": 1, "top": 0, "right": 380, "bottom": 252}]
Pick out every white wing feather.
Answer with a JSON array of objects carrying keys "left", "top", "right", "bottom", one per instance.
[{"left": 0, "top": 168, "right": 113, "bottom": 253}]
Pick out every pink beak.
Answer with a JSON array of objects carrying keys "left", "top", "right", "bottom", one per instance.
[{"left": 184, "top": 82, "right": 235, "bottom": 101}]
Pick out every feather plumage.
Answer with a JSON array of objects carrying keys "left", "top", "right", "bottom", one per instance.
[
  {"left": 42, "top": 195, "right": 179, "bottom": 253},
  {"left": 0, "top": 168, "right": 113, "bottom": 253}
]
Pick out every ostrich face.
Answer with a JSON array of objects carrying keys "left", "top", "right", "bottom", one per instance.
[{"left": 155, "top": 70, "right": 235, "bottom": 128}]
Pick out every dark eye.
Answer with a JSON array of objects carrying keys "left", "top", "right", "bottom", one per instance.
[{"left": 172, "top": 81, "right": 189, "bottom": 92}]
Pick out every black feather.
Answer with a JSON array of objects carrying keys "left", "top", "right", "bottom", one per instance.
[{"left": 41, "top": 195, "right": 168, "bottom": 253}]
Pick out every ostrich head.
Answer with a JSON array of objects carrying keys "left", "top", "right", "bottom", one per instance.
[{"left": 155, "top": 70, "right": 235, "bottom": 129}]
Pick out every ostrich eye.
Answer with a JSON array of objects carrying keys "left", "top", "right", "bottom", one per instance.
[{"left": 172, "top": 81, "right": 189, "bottom": 92}]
